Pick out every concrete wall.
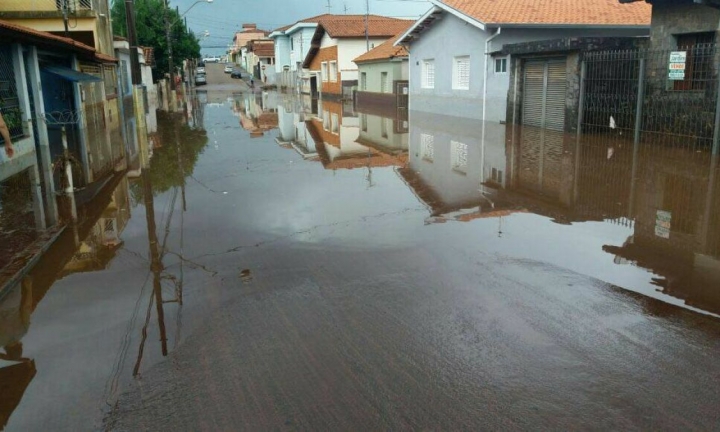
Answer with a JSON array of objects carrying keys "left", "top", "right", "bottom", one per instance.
[
  {"left": 357, "top": 60, "right": 405, "bottom": 93},
  {"left": 337, "top": 38, "right": 389, "bottom": 83},
  {"left": 647, "top": 2, "right": 720, "bottom": 51},
  {"left": 274, "top": 35, "right": 291, "bottom": 72},
  {"left": 408, "top": 11, "right": 648, "bottom": 121}
]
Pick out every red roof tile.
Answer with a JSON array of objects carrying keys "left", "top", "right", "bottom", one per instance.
[
  {"left": 319, "top": 15, "right": 413, "bottom": 38},
  {"left": 437, "top": 0, "right": 651, "bottom": 26},
  {"left": 354, "top": 27, "right": 410, "bottom": 63}
]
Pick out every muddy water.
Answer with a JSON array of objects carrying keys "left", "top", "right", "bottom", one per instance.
[{"left": 2, "top": 89, "right": 720, "bottom": 431}]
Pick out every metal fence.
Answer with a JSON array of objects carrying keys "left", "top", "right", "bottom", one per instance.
[
  {"left": 583, "top": 44, "right": 719, "bottom": 155},
  {"left": 0, "top": 46, "right": 25, "bottom": 142},
  {"left": 0, "top": 0, "right": 92, "bottom": 11}
]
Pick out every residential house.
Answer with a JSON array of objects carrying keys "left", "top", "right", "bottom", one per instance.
[
  {"left": 302, "top": 15, "right": 413, "bottom": 100},
  {"left": 246, "top": 39, "right": 276, "bottom": 84},
  {"left": 0, "top": 0, "right": 124, "bottom": 184},
  {"left": 396, "top": 0, "right": 650, "bottom": 131},
  {"left": 269, "top": 14, "right": 328, "bottom": 90},
  {"left": 0, "top": 19, "right": 121, "bottom": 269},
  {"left": 230, "top": 24, "right": 269, "bottom": 65},
  {"left": 305, "top": 99, "right": 406, "bottom": 170},
  {"left": 353, "top": 28, "right": 410, "bottom": 113}
]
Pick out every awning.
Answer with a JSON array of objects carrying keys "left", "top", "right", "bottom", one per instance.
[{"left": 42, "top": 66, "right": 102, "bottom": 82}]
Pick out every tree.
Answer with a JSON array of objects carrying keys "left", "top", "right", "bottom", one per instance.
[{"left": 111, "top": 0, "right": 201, "bottom": 80}]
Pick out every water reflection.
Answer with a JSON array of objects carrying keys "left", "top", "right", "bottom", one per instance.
[{"left": 0, "top": 97, "right": 207, "bottom": 430}]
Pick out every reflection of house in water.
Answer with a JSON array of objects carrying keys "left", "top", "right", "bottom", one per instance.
[
  {"left": 304, "top": 100, "right": 407, "bottom": 170},
  {"left": 62, "top": 177, "right": 131, "bottom": 275},
  {"left": 231, "top": 92, "right": 278, "bottom": 137},
  {"left": 276, "top": 96, "right": 317, "bottom": 158},
  {"left": 400, "top": 111, "right": 510, "bottom": 222}
]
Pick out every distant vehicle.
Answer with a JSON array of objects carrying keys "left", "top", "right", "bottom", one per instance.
[
  {"left": 196, "top": 66, "right": 206, "bottom": 74},
  {"left": 195, "top": 73, "right": 207, "bottom": 85},
  {"left": 224, "top": 65, "right": 233, "bottom": 73},
  {"left": 203, "top": 56, "right": 220, "bottom": 63},
  {"left": 230, "top": 69, "right": 242, "bottom": 79}
]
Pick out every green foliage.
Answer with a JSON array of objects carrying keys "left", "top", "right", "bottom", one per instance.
[
  {"left": 111, "top": 0, "right": 201, "bottom": 80},
  {"left": 130, "top": 111, "right": 208, "bottom": 202}
]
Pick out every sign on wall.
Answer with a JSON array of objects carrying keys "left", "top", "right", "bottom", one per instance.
[
  {"left": 668, "top": 51, "right": 687, "bottom": 81},
  {"left": 655, "top": 210, "right": 672, "bottom": 239}
]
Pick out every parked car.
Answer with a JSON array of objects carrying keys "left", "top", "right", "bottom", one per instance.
[
  {"left": 197, "top": 66, "right": 206, "bottom": 74},
  {"left": 195, "top": 73, "right": 207, "bottom": 85},
  {"left": 224, "top": 65, "right": 233, "bottom": 74},
  {"left": 230, "top": 69, "right": 243, "bottom": 79},
  {"left": 203, "top": 56, "right": 220, "bottom": 63}
]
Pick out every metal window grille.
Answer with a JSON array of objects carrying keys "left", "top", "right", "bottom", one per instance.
[
  {"left": 0, "top": 46, "right": 24, "bottom": 142},
  {"left": 422, "top": 60, "right": 435, "bottom": 89},
  {"left": 451, "top": 140, "right": 468, "bottom": 171},
  {"left": 453, "top": 56, "right": 470, "bottom": 90},
  {"left": 421, "top": 133, "right": 434, "bottom": 160}
]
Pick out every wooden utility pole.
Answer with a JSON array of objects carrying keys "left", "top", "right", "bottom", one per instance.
[{"left": 124, "top": 0, "right": 142, "bottom": 85}]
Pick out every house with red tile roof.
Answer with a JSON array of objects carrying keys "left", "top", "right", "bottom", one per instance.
[
  {"left": 269, "top": 14, "right": 329, "bottom": 90},
  {"left": 396, "top": 0, "right": 650, "bottom": 124},
  {"left": 301, "top": 15, "right": 413, "bottom": 99},
  {"left": 353, "top": 28, "right": 411, "bottom": 111}
]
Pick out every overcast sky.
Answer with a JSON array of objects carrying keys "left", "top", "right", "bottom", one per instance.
[{"left": 170, "top": 0, "right": 431, "bottom": 55}]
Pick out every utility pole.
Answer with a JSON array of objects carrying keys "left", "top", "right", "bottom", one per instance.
[
  {"left": 61, "top": 0, "right": 70, "bottom": 37},
  {"left": 364, "top": 0, "right": 370, "bottom": 51},
  {"left": 165, "top": 0, "right": 176, "bottom": 91},
  {"left": 343, "top": 2, "right": 349, "bottom": 14},
  {"left": 124, "top": 0, "right": 142, "bottom": 85},
  {"left": 326, "top": 0, "right": 332, "bottom": 13}
]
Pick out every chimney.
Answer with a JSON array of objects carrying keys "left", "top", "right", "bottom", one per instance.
[{"left": 242, "top": 23, "right": 257, "bottom": 30}]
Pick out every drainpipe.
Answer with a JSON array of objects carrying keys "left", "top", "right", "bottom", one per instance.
[{"left": 481, "top": 27, "right": 501, "bottom": 190}]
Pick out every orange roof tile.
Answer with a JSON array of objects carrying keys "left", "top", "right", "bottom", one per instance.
[
  {"left": 318, "top": 15, "right": 413, "bottom": 38},
  {"left": 354, "top": 27, "right": 410, "bottom": 63},
  {"left": 437, "top": 0, "right": 651, "bottom": 26},
  {"left": 272, "top": 13, "right": 332, "bottom": 33}
]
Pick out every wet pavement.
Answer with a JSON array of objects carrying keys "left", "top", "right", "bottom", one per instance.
[{"left": 2, "top": 66, "right": 720, "bottom": 430}]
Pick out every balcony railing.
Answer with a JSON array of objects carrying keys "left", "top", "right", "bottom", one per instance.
[{"left": 0, "top": 0, "right": 92, "bottom": 13}]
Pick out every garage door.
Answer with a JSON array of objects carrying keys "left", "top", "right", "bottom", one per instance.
[{"left": 519, "top": 60, "right": 567, "bottom": 198}]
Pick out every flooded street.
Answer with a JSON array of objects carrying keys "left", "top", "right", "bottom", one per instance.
[{"left": 2, "top": 66, "right": 720, "bottom": 430}]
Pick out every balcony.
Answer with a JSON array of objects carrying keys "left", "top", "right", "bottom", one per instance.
[{"left": 0, "top": 0, "right": 94, "bottom": 18}]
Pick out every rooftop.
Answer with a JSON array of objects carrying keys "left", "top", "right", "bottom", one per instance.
[
  {"left": 354, "top": 27, "right": 411, "bottom": 63},
  {"left": 318, "top": 15, "right": 413, "bottom": 38}
]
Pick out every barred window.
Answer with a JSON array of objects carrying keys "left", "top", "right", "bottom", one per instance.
[
  {"left": 453, "top": 56, "right": 470, "bottom": 90},
  {"left": 0, "top": 46, "right": 24, "bottom": 142},
  {"left": 103, "top": 65, "right": 117, "bottom": 98},
  {"left": 451, "top": 140, "right": 468, "bottom": 172},
  {"left": 673, "top": 32, "right": 715, "bottom": 91},
  {"left": 421, "top": 133, "right": 434, "bottom": 161},
  {"left": 422, "top": 59, "right": 435, "bottom": 89}
]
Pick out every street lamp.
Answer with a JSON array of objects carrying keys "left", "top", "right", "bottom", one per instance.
[{"left": 166, "top": 0, "right": 213, "bottom": 90}]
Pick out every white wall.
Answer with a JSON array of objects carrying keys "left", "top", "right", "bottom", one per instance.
[{"left": 338, "top": 38, "right": 389, "bottom": 82}]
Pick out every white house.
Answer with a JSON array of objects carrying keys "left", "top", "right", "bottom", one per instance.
[
  {"left": 398, "top": 0, "right": 650, "bottom": 124},
  {"left": 269, "top": 14, "right": 327, "bottom": 90}
]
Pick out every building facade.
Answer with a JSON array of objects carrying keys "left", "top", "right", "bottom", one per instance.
[{"left": 354, "top": 30, "right": 410, "bottom": 113}]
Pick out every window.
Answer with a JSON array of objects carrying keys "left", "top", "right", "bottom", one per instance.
[
  {"left": 329, "top": 61, "right": 337, "bottom": 82},
  {"left": 290, "top": 37, "right": 294, "bottom": 51},
  {"left": 321, "top": 61, "right": 328, "bottom": 82},
  {"left": 380, "top": 72, "right": 389, "bottom": 93},
  {"left": 0, "top": 46, "right": 24, "bottom": 141},
  {"left": 323, "top": 110, "right": 330, "bottom": 130},
  {"left": 673, "top": 32, "right": 715, "bottom": 91},
  {"left": 360, "top": 72, "right": 367, "bottom": 91},
  {"left": 495, "top": 57, "right": 508, "bottom": 74},
  {"left": 381, "top": 118, "right": 389, "bottom": 138},
  {"left": 453, "top": 56, "right": 470, "bottom": 90},
  {"left": 103, "top": 65, "right": 117, "bottom": 98},
  {"left": 361, "top": 114, "right": 368, "bottom": 132},
  {"left": 421, "top": 133, "right": 434, "bottom": 161},
  {"left": 491, "top": 167, "right": 504, "bottom": 184},
  {"left": 331, "top": 113, "right": 339, "bottom": 134},
  {"left": 422, "top": 59, "right": 435, "bottom": 89},
  {"left": 451, "top": 141, "right": 468, "bottom": 172}
]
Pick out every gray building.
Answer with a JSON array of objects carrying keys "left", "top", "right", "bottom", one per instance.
[{"left": 397, "top": 0, "right": 651, "bottom": 156}]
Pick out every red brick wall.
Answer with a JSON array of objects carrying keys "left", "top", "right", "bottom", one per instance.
[{"left": 309, "top": 45, "right": 341, "bottom": 96}]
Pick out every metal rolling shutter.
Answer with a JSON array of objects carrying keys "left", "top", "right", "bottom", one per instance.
[
  {"left": 522, "top": 62, "right": 545, "bottom": 127},
  {"left": 545, "top": 61, "right": 566, "bottom": 131}
]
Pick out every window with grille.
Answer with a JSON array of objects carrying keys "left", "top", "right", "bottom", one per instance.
[
  {"left": 360, "top": 72, "right": 367, "bottom": 90},
  {"left": 495, "top": 57, "right": 508, "bottom": 74},
  {"left": 453, "top": 56, "right": 470, "bottom": 90},
  {"left": 421, "top": 133, "right": 434, "bottom": 161},
  {"left": 329, "top": 61, "right": 337, "bottom": 82},
  {"left": 321, "top": 62, "right": 328, "bottom": 82},
  {"left": 381, "top": 72, "right": 388, "bottom": 93},
  {"left": 451, "top": 140, "right": 468, "bottom": 172},
  {"left": 0, "top": 46, "right": 24, "bottom": 142},
  {"left": 422, "top": 59, "right": 435, "bottom": 89},
  {"left": 103, "top": 65, "right": 117, "bottom": 98},
  {"left": 331, "top": 113, "right": 339, "bottom": 134},
  {"left": 673, "top": 32, "right": 715, "bottom": 91}
]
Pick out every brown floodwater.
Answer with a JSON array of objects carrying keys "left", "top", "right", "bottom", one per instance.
[{"left": 1, "top": 84, "right": 720, "bottom": 431}]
